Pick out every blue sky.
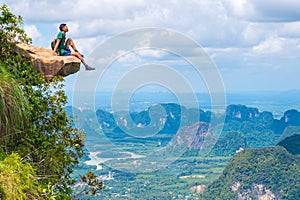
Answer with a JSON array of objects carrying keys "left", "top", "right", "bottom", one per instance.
[{"left": 2, "top": 0, "right": 300, "bottom": 93}]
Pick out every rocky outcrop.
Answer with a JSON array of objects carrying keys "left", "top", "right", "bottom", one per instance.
[
  {"left": 168, "top": 122, "right": 218, "bottom": 155},
  {"left": 190, "top": 185, "right": 206, "bottom": 193},
  {"left": 231, "top": 182, "right": 277, "bottom": 199},
  {"left": 231, "top": 181, "right": 241, "bottom": 192},
  {"left": 226, "top": 105, "right": 260, "bottom": 121},
  {"left": 16, "top": 43, "right": 81, "bottom": 81},
  {"left": 237, "top": 184, "right": 277, "bottom": 200}
]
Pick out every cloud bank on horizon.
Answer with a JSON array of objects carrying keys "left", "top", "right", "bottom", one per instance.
[{"left": 2, "top": 0, "right": 300, "bottom": 92}]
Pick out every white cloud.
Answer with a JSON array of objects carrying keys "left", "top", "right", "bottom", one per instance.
[
  {"left": 74, "top": 36, "right": 102, "bottom": 55},
  {"left": 24, "top": 25, "right": 41, "bottom": 40},
  {"left": 136, "top": 49, "right": 166, "bottom": 59},
  {"left": 278, "top": 22, "right": 300, "bottom": 38},
  {"left": 251, "top": 36, "right": 300, "bottom": 58},
  {"left": 3, "top": 0, "right": 241, "bottom": 47},
  {"left": 5, "top": 0, "right": 297, "bottom": 53},
  {"left": 240, "top": 23, "right": 276, "bottom": 46},
  {"left": 2, "top": 0, "right": 300, "bottom": 91},
  {"left": 252, "top": 36, "right": 284, "bottom": 54},
  {"left": 5, "top": 0, "right": 300, "bottom": 43},
  {"left": 223, "top": 0, "right": 256, "bottom": 19}
]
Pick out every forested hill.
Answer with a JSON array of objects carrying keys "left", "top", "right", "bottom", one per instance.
[
  {"left": 200, "top": 146, "right": 300, "bottom": 200},
  {"left": 200, "top": 128, "right": 300, "bottom": 199}
]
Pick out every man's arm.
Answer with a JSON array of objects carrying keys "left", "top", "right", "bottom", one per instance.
[{"left": 53, "top": 38, "right": 61, "bottom": 55}]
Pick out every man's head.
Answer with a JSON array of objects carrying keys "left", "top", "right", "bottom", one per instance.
[{"left": 59, "top": 23, "right": 68, "bottom": 32}]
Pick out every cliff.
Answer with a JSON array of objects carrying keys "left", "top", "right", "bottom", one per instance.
[
  {"left": 168, "top": 122, "right": 217, "bottom": 154},
  {"left": 16, "top": 43, "right": 81, "bottom": 81}
]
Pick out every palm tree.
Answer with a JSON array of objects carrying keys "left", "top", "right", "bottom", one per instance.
[{"left": 0, "top": 65, "right": 28, "bottom": 152}]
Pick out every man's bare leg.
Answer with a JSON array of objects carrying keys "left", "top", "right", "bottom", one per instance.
[
  {"left": 70, "top": 52, "right": 95, "bottom": 70},
  {"left": 66, "top": 38, "right": 94, "bottom": 70},
  {"left": 66, "top": 38, "right": 79, "bottom": 52}
]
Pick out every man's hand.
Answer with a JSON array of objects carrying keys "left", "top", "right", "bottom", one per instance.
[{"left": 52, "top": 51, "right": 58, "bottom": 56}]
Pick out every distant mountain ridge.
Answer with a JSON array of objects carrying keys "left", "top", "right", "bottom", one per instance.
[
  {"left": 66, "top": 103, "right": 300, "bottom": 156},
  {"left": 89, "top": 103, "right": 300, "bottom": 134},
  {"left": 94, "top": 103, "right": 212, "bottom": 135},
  {"left": 65, "top": 103, "right": 300, "bottom": 199}
]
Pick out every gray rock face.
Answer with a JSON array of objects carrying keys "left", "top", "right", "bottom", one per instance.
[
  {"left": 16, "top": 43, "right": 81, "bottom": 81},
  {"left": 237, "top": 184, "right": 277, "bottom": 200}
]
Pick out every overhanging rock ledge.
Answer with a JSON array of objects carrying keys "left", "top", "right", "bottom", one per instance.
[{"left": 16, "top": 43, "right": 81, "bottom": 81}]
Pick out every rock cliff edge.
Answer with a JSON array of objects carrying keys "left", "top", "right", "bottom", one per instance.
[{"left": 16, "top": 43, "right": 81, "bottom": 81}]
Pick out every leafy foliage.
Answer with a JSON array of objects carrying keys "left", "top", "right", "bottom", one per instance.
[
  {"left": 0, "top": 153, "right": 42, "bottom": 199},
  {"left": 211, "top": 131, "right": 247, "bottom": 156},
  {"left": 74, "top": 171, "right": 105, "bottom": 197},
  {"left": 0, "top": 67, "right": 28, "bottom": 152},
  {"left": 0, "top": 3, "right": 87, "bottom": 199},
  {"left": 0, "top": 4, "right": 31, "bottom": 44},
  {"left": 201, "top": 146, "right": 300, "bottom": 200}
]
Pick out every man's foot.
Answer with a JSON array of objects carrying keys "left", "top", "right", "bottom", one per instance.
[{"left": 85, "top": 65, "right": 95, "bottom": 70}]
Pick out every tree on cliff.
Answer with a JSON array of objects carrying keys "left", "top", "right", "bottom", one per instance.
[{"left": 0, "top": 4, "right": 85, "bottom": 199}]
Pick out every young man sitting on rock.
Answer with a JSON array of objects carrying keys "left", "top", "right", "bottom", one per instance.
[{"left": 52, "top": 23, "right": 95, "bottom": 70}]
